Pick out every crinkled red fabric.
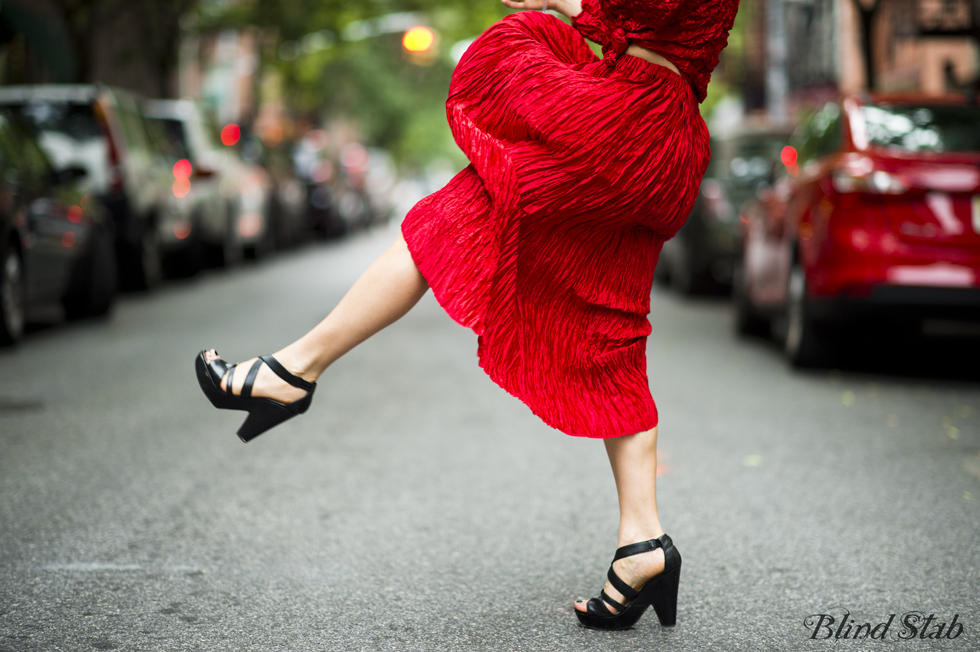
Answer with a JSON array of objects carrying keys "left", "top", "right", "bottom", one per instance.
[
  {"left": 573, "top": 0, "right": 740, "bottom": 102},
  {"left": 401, "top": 11, "right": 712, "bottom": 438}
]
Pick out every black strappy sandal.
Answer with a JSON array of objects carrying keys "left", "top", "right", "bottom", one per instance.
[
  {"left": 576, "top": 533, "right": 682, "bottom": 631},
  {"left": 195, "top": 351, "right": 316, "bottom": 442}
]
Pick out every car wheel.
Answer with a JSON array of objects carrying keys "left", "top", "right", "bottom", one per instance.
[
  {"left": 732, "top": 261, "right": 769, "bottom": 337},
  {"left": 209, "top": 203, "right": 243, "bottom": 268},
  {"left": 123, "top": 221, "right": 163, "bottom": 290},
  {"left": 653, "top": 256, "right": 671, "bottom": 286},
  {"left": 670, "top": 237, "right": 706, "bottom": 295},
  {"left": 64, "top": 226, "right": 117, "bottom": 319},
  {"left": 165, "top": 218, "right": 204, "bottom": 278},
  {"left": 784, "top": 262, "right": 836, "bottom": 367},
  {"left": 0, "top": 244, "right": 26, "bottom": 345}
]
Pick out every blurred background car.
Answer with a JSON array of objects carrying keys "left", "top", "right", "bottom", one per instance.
[
  {"left": 143, "top": 99, "right": 272, "bottom": 268},
  {"left": 734, "top": 95, "right": 980, "bottom": 366},
  {"left": 0, "top": 108, "right": 116, "bottom": 345},
  {"left": 237, "top": 135, "right": 309, "bottom": 251},
  {"left": 656, "top": 125, "right": 793, "bottom": 294},
  {"left": 0, "top": 85, "right": 169, "bottom": 290}
]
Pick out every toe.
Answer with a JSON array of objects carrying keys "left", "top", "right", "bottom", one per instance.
[{"left": 574, "top": 599, "right": 587, "bottom": 613}]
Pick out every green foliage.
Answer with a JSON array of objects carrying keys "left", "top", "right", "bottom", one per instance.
[{"left": 197, "top": 0, "right": 508, "bottom": 166}]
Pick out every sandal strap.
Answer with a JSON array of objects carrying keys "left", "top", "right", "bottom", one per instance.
[
  {"left": 599, "top": 589, "right": 625, "bottom": 612},
  {"left": 606, "top": 564, "right": 640, "bottom": 601},
  {"left": 586, "top": 596, "right": 615, "bottom": 617},
  {"left": 241, "top": 359, "right": 263, "bottom": 399},
  {"left": 613, "top": 537, "right": 663, "bottom": 561},
  {"left": 224, "top": 365, "right": 237, "bottom": 397},
  {"left": 259, "top": 355, "right": 314, "bottom": 392}
]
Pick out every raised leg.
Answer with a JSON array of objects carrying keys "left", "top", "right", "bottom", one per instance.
[
  {"left": 575, "top": 426, "right": 666, "bottom": 613},
  {"left": 207, "top": 232, "right": 428, "bottom": 402}
]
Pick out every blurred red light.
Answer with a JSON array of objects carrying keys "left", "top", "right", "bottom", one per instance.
[
  {"left": 61, "top": 231, "right": 76, "bottom": 248},
  {"left": 221, "top": 124, "right": 241, "bottom": 146},
  {"left": 173, "top": 178, "right": 191, "bottom": 198},
  {"left": 67, "top": 205, "right": 83, "bottom": 223},
  {"left": 174, "top": 222, "right": 192, "bottom": 240},
  {"left": 238, "top": 213, "right": 261, "bottom": 238},
  {"left": 780, "top": 146, "right": 798, "bottom": 166},
  {"left": 173, "top": 159, "right": 193, "bottom": 179}
]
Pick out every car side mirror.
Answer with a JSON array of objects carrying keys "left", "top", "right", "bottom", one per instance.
[{"left": 194, "top": 166, "right": 218, "bottom": 179}]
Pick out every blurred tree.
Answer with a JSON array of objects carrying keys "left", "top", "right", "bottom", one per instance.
[
  {"left": 196, "top": 0, "right": 507, "bottom": 166},
  {"left": 48, "top": 0, "right": 197, "bottom": 94},
  {"left": 849, "top": 0, "right": 881, "bottom": 90}
]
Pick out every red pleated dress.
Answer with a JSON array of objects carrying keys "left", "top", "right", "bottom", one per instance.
[{"left": 401, "top": 0, "right": 740, "bottom": 438}]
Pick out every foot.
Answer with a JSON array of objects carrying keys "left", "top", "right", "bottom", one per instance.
[
  {"left": 203, "top": 349, "right": 314, "bottom": 404},
  {"left": 574, "top": 542, "right": 666, "bottom": 614}
]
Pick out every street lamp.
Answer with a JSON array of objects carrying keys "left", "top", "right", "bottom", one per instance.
[{"left": 402, "top": 26, "right": 435, "bottom": 53}]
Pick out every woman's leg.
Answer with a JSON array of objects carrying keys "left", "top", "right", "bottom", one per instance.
[
  {"left": 207, "top": 233, "right": 428, "bottom": 401},
  {"left": 574, "top": 426, "right": 666, "bottom": 613}
]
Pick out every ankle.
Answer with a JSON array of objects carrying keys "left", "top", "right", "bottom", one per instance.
[
  {"left": 618, "top": 526, "right": 665, "bottom": 547},
  {"left": 272, "top": 349, "right": 320, "bottom": 382}
]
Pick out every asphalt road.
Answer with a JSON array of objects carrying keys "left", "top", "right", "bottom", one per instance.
[{"left": 1, "top": 222, "right": 978, "bottom": 652}]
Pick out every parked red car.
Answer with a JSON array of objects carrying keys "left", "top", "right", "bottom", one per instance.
[{"left": 735, "top": 94, "right": 980, "bottom": 365}]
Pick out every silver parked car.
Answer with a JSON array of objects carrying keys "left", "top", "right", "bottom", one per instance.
[{"left": 143, "top": 100, "right": 271, "bottom": 264}]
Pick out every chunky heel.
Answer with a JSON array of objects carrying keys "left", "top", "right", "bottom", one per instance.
[
  {"left": 649, "top": 566, "right": 680, "bottom": 626},
  {"left": 195, "top": 351, "right": 316, "bottom": 442},
  {"left": 576, "top": 533, "right": 682, "bottom": 631}
]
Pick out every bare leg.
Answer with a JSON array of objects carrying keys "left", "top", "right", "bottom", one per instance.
[
  {"left": 206, "top": 233, "right": 428, "bottom": 401},
  {"left": 574, "top": 426, "right": 666, "bottom": 613}
]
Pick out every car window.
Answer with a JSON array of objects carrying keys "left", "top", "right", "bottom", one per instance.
[
  {"left": 860, "top": 104, "right": 980, "bottom": 153},
  {"left": 794, "top": 103, "right": 841, "bottom": 164},
  {"left": 0, "top": 113, "right": 15, "bottom": 170},
  {"left": 16, "top": 100, "right": 104, "bottom": 143},
  {"left": 146, "top": 116, "right": 190, "bottom": 160},
  {"left": 729, "top": 135, "right": 787, "bottom": 184},
  {"left": 113, "top": 96, "right": 149, "bottom": 152},
  {"left": 0, "top": 111, "right": 53, "bottom": 191}
]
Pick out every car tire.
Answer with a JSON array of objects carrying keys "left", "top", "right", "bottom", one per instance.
[
  {"left": 165, "top": 217, "right": 204, "bottom": 278},
  {"left": 209, "top": 203, "right": 243, "bottom": 268},
  {"left": 63, "top": 226, "right": 117, "bottom": 320},
  {"left": 0, "top": 242, "right": 26, "bottom": 346},
  {"left": 670, "top": 237, "right": 706, "bottom": 295},
  {"left": 732, "top": 261, "right": 769, "bottom": 337},
  {"left": 123, "top": 220, "right": 163, "bottom": 290},
  {"left": 784, "top": 262, "right": 836, "bottom": 367}
]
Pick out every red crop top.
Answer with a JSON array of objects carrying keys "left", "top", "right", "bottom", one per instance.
[{"left": 571, "top": 0, "right": 740, "bottom": 102}]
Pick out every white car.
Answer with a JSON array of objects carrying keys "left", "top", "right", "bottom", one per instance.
[{"left": 143, "top": 99, "right": 271, "bottom": 264}]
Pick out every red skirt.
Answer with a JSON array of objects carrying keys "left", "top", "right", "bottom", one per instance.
[{"left": 402, "top": 11, "right": 710, "bottom": 438}]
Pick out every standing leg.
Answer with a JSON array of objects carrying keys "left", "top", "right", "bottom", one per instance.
[
  {"left": 575, "top": 426, "right": 666, "bottom": 613},
  {"left": 207, "top": 233, "right": 428, "bottom": 401}
]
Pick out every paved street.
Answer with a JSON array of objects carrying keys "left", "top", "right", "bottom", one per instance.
[{"left": 1, "top": 222, "right": 979, "bottom": 652}]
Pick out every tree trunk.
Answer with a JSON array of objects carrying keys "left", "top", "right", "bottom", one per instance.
[{"left": 852, "top": 0, "right": 880, "bottom": 91}]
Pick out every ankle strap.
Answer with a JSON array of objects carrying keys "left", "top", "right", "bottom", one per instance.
[
  {"left": 260, "top": 355, "right": 315, "bottom": 392},
  {"left": 613, "top": 535, "right": 666, "bottom": 561}
]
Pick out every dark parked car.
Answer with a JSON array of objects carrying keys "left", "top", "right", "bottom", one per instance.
[
  {"left": 735, "top": 95, "right": 980, "bottom": 366},
  {"left": 656, "top": 126, "right": 792, "bottom": 294},
  {"left": 0, "top": 85, "right": 170, "bottom": 290},
  {"left": 0, "top": 109, "right": 116, "bottom": 345}
]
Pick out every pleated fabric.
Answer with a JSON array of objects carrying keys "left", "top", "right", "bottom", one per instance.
[{"left": 402, "top": 10, "right": 712, "bottom": 438}]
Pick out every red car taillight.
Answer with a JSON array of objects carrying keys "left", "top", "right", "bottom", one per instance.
[{"left": 831, "top": 156, "right": 908, "bottom": 195}]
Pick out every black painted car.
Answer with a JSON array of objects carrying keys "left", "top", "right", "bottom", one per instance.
[
  {"left": 656, "top": 126, "right": 794, "bottom": 294},
  {"left": 0, "top": 109, "right": 116, "bottom": 345},
  {"left": 0, "top": 85, "right": 168, "bottom": 290}
]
